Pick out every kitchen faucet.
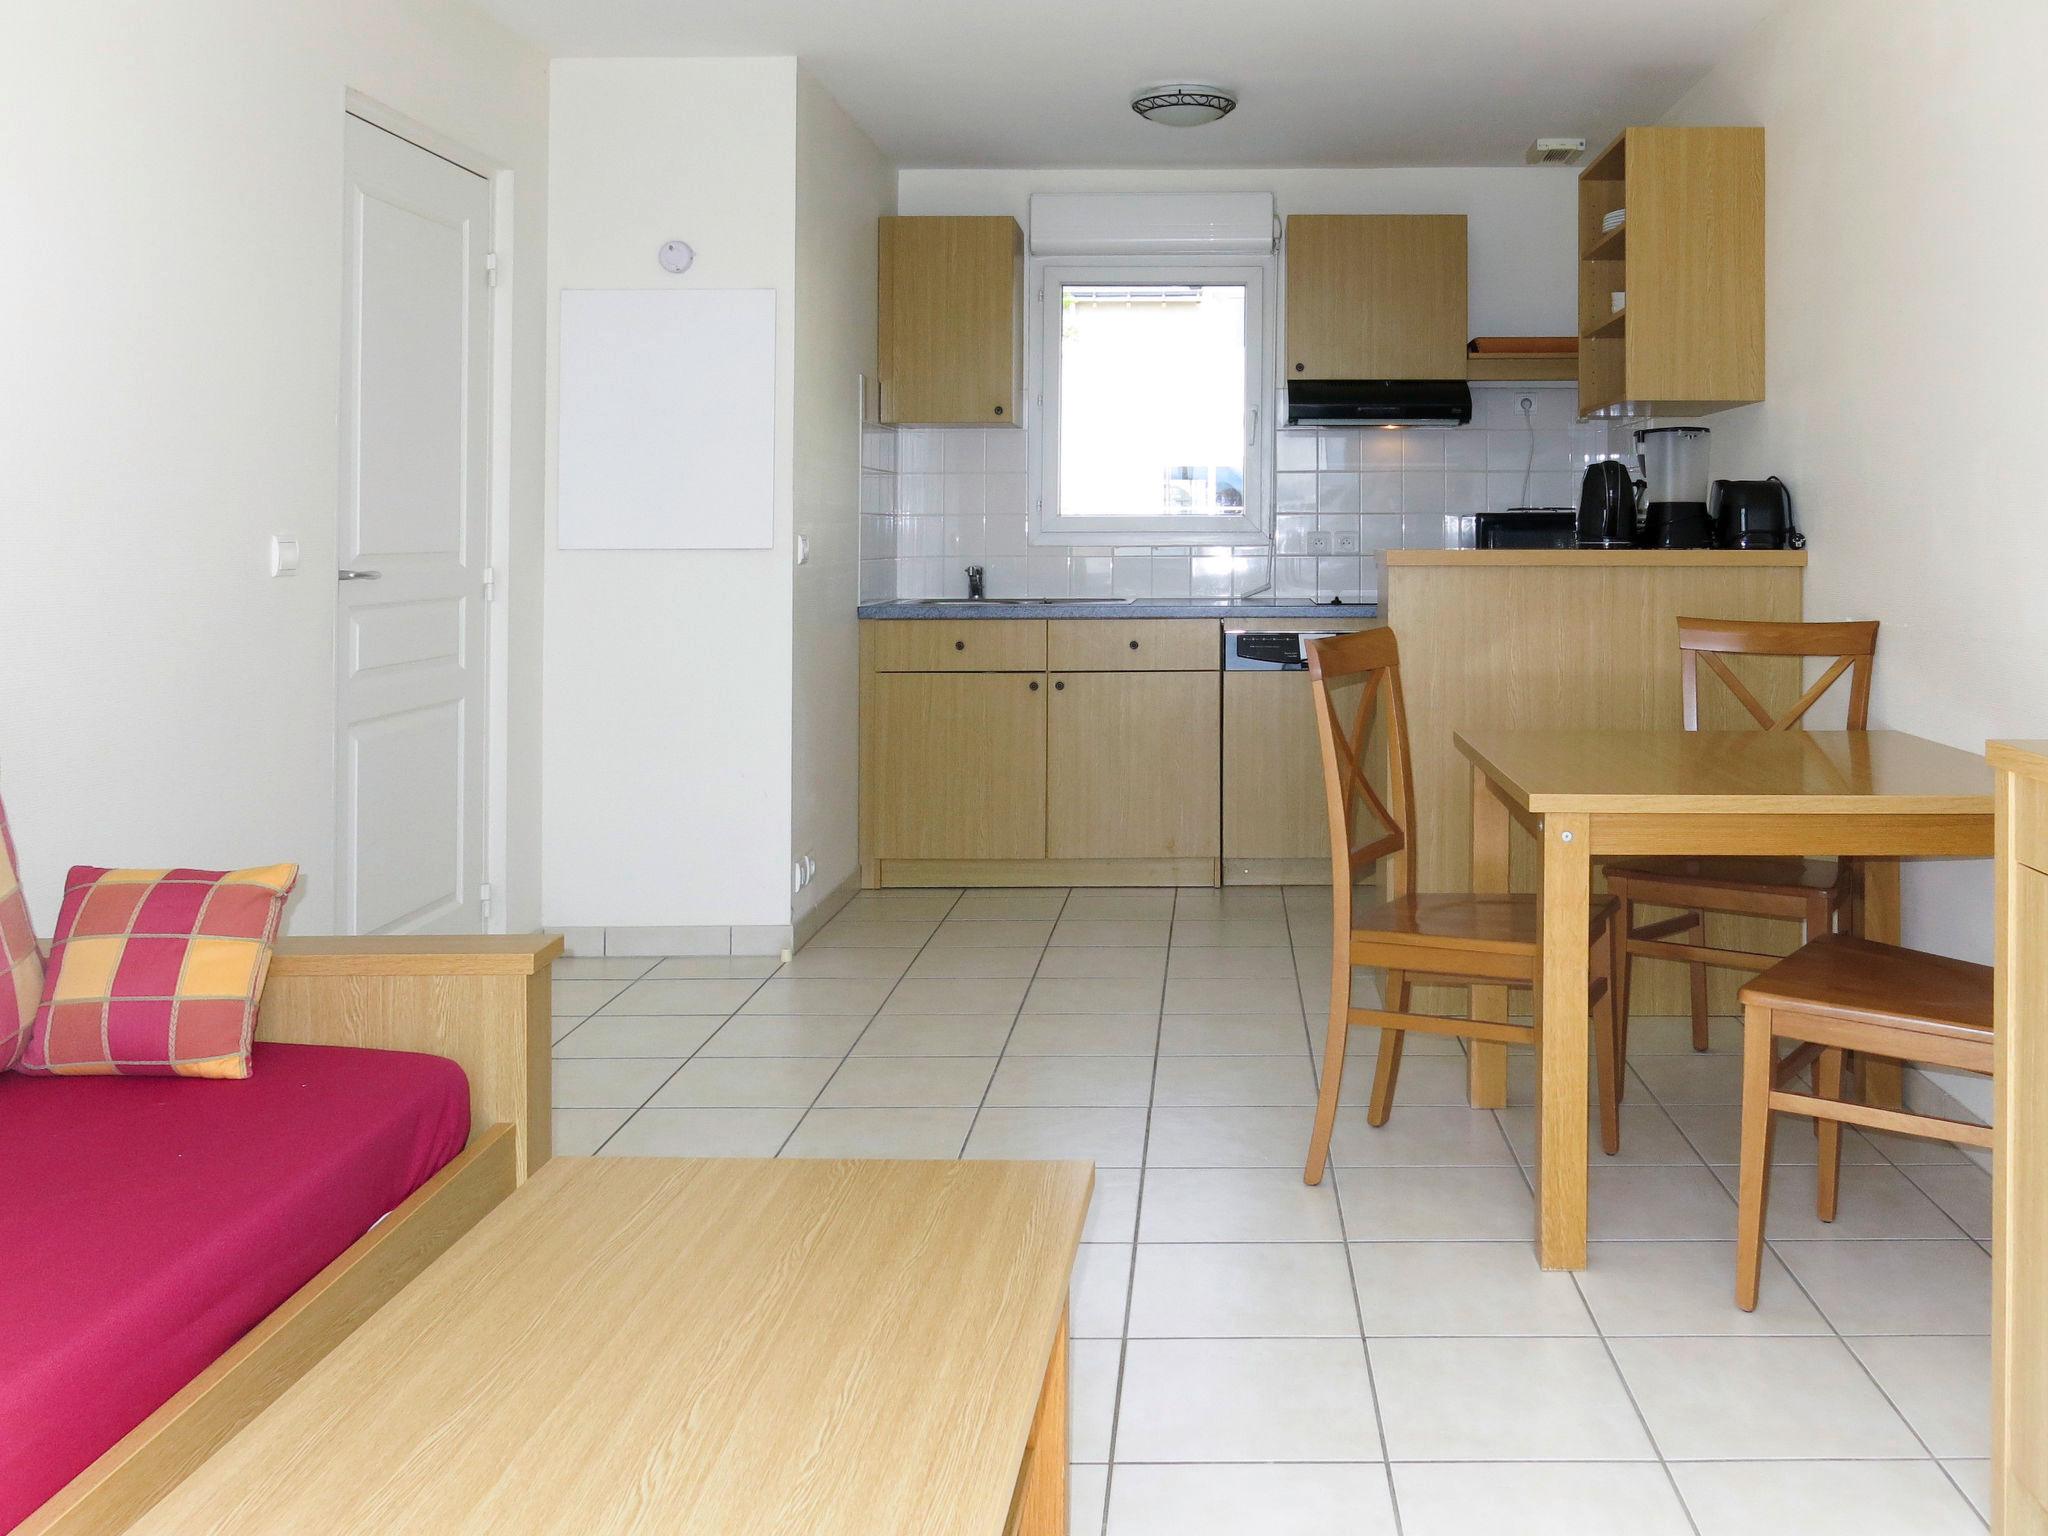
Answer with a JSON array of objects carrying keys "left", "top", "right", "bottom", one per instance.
[{"left": 965, "top": 564, "right": 985, "bottom": 599}]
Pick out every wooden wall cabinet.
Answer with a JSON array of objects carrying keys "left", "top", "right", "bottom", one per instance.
[
  {"left": 1992, "top": 740, "right": 2048, "bottom": 1535},
  {"left": 1578, "top": 126, "right": 1764, "bottom": 417},
  {"left": 877, "top": 216, "right": 1023, "bottom": 427},
  {"left": 1284, "top": 215, "right": 1468, "bottom": 381}
]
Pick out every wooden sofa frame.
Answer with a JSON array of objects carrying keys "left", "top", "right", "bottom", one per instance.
[{"left": 18, "top": 932, "right": 562, "bottom": 1536}]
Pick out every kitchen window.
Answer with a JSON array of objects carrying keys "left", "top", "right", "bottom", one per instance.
[{"left": 1030, "top": 260, "right": 1271, "bottom": 545}]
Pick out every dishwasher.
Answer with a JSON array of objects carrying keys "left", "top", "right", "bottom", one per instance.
[{"left": 1221, "top": 628, "right": 1343, "bottom": 876}]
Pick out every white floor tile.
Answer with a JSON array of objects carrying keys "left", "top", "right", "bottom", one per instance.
[
  {"left": 1941, "top": 1458, "right": 1991, "bottom": 1522},
  {"left": 1159, "top": 1014, "right": 1310, "bottom": 1055},
  {"left": 903, "top": 947, "right": 1043, "bottom": 980},
  {"left": 1335, "top": 1166, "right": 1536, "bottom": 1241},
  {"left": 645, "top": 1056, "right": 836, "bottom": 1108},
  {"left": 1586, "top": 1164, "right": 1737, "bottom": 1240},
  {"left": 1069, "top": 1338, "right": 1122, "bottom": 1461},
  {"left": 1849, "top": 1335, "right": 1992, "bottom": 1458},
  {"left": 1165, "top": 946, "right": 1297, "bottom": 980},
  {"left": 985, "top": 1055, "right": 1154, "bottom": 1107},
  {"left": 1370, "top": 1337, "right": 1654, "bottom": 1460},
  {"left": 551, "top": 1057, "right": 682, "bottom": 1109},
  {"left": 597, "top": 978, "right": 761, "bottom": 1016},
  {"left": 1501, "top": 1102, "right": 1707, "bottom": 1167},
  {"left": 1630, "top": 1052, "right": 1748, "bottom": 1104},
  {"left": 1171, "top": 917, "right": 1293, "bottom": 947},
  {"left": 1145, "top": 1107, "right": 1310, "bottom": 1168},
  {"left": 779, "top": 1106, "right": 973, "bottom": 1159},
  {"left": 1138, "top": 1168, "right": 1344, "bottom": 1244},
  {"left": 807, "top": 916, "right": 943, "bottom": 949},
  {"left": 1173, "top": 887, "right": 1286, "bottom": 918},
  {"left": 1162, "top": 976, "right": 1305, "bottom": 1014},
  {"left": 1611, "top": 1336, "right": 1923, "bottom": 1459},
  {"left": 1083, "top": 1166, "right": 1142, "bottom": 1243},
  {"left": 1328, "top": 1106, "right": 1518, "bottom": 1167},
  {"left": 771, "top": 948, "right": 918, "bottom": 980},
  {"left": 1775, "top": 1240, "right": 1992, "bottom": 1335},
  {"left": 1008, "top": 1014, "right": 1160, "bottom": 1056},
  {"left": 1036, "top": 947, "right": 1169, "bottom": 981},
  {"left": 549, "top": 978, "right": 639, "bottom": 1016},
  {"left": 648, "top": 955, "right": 781, "bottom": 979},
  {"left": 842, "top": 890, "right": 957, "bottom": 919},
  {"left": 1106, "top": 1463, "right": 1396, "bottom": 1536},
  {"left": 1672, "top": 1459, "right": 1987, "bottom": 1536},
  {"left": 816, "top": 1054, "right": 996, "bottom": 1108},
  {"left": 1577, "top": 1241, "right": 1828, "bottom": 1336},
  {"left": 1071, "top": 1243, "right": 1133, "bottom": 1338},
  {"left": 1151, "top": 1054, "right": 1316, "bottom": 1107},
  {"left": 1349, "top": 1242, "right": 1595, "bottom": 1336},
  {"left": 601, "top": 1106, "right": 799, "bottom": 1156},
  {"left": 1393, "top": 1462, "right": 1692, "bottom": 1536},
  {"left": 923, "top": 919, "right": 1054, "bottom": 949},
  {"left": 1621, "top": 1013, "right": 1743, "bottom": 1053},
  {"left": 1127, "top": 1243, "right": 1359, "bottom": 1337},
  {"left": 552, "top": 956, "right": 657, "bottom": 980},
  {"left": 950, "top": 889, "right": 1067, "bottom": 920},
  {"left": 551, "top": 1108, "right": 629, "bottom": 1156},
  {"left": 850, "top": 1015, "right": 1015, "bottom": 1056},
  {"left": 965, "top": 1107, "right": 1149, "bottom": 1166},
  {"left": 1070, "top": 1462, "right": 1109, "bottom": 1536},
  {"left": 553, "top": 1016, "right": 723, "bottom": 1059},
  {"left": 1342, "top": 1055, "right": 1484, "bottom": 1108},
  {"left": 1903, "top": 1163, "right": 1994, "bottom": 1241},
  {"left": 1050, "top": 918, "right": 1174, "bottom": 948},
  {"left": 1115, "top": 1338, "right": 1382, "bottom": 1461},
  {"left": 1712, "top": 1162, "right": 1971, "bottom": 1241},
  {"left": 1063, "top": 890, "right": 1175, "bottom": 922},
  {"left": 880, "top": 976, "right": 1029, "bottom": 1016},
  {"left": 738, "top": 977, "right": 893, "bottom": 1017},
  {"left": 697, "top": 1015, "right": 867, "bottom": 1057},
  {"left": 1024, "top": 976, "right": 1164, "bottom": 1014}
]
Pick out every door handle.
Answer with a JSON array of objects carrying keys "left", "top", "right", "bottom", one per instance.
[{"left": 337, "top": 569, "right": 382, "bottom": 581}]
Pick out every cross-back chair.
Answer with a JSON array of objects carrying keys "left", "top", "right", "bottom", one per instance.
[
  {"left": 1301, "top": 627, "right": 1623, "bottom": 1185},
  {"left": 1605, "top": 618, "right": 1880, "bottom": 1074}
]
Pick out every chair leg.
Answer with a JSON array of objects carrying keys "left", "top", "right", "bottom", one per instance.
[
  {"left": 1365, "top": 972, "right": 1409, "bottom": 1128},
  {"left": 1687, "top": 911, "right": 1711, "bottom": 1051},
  {"left": 1814, "top": 1046, "right": 1846, "bottom": 1222},
  {"left": 1303, "top": 973, "right": 1349, "bottom": 1186},
  {"left": 1613, "top": 898, "right": 1634, "bottom": 1103},
  {"left": 1735, "top": 1002, "right": 1778, "bottom": 1312},
  {"left": 1594, "top": 921, "right": 1621, "bottom": 1157}
]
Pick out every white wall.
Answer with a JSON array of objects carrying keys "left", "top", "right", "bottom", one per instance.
[
  {"left": 898, "top": 166, "right": 1581, "bottom": 336},
  {"left": 0, "top": 0, "right": 549, "bottom": 932},
  {"left": 1670, "top": 0, "right": 2048, "bottom": 1116},
  {"left": 792, "top": 74, "right": 895, "bottom": 925},
  {"left": 542, "top": 58, "right": 800, "bottom": 931}
]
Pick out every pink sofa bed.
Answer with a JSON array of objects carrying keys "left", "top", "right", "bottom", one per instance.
[{"left": 0, "top": 1042, "right": 468, "bottom": 1531}]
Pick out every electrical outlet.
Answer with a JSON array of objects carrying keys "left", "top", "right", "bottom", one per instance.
[
  {"left": 1334, "top": 532, "right": 1362, "bottom": 555},
  {"left": 1306, "top": 531, "right": 1334, "bottom": 555}
]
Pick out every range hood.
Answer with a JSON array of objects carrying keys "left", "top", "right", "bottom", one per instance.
[{"left": 1284, "top": 379, "right": 1473, "bottom": 427}]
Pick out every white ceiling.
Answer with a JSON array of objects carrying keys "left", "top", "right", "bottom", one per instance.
[{"left": 475, "top": 0, "right": 1778, "bottom": 169}]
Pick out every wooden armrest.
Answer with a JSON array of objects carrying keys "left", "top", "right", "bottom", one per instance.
[{"left": 259, "top": 932, "right": 562, "bottom": 1180}]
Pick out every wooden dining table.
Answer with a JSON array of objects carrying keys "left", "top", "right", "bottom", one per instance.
[{"left": 1455, "top": 728, "right": 1994, "bottom": 1270}]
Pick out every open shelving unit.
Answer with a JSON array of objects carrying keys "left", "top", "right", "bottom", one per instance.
[{"left": 1576, "top": 126, "right": 1765, "bottom": 419}]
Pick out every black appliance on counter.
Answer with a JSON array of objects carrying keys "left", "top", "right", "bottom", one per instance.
[
  {"left": 1634, "top": 427, "right": 1715, "bottom": 549},
  {"left": 1711, "top": 476, "right": 1804, "bottom": 550},
  {"left": 1576, "top": 460, "right": 1639, "bottom": 547},
  {"left": 1459, "top": 508, "right": 1578, "bottom": 549}
]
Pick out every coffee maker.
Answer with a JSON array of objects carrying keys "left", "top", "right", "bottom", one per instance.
[{"left": 1633, "top": 427, "right": 1713, "bottom": 549}]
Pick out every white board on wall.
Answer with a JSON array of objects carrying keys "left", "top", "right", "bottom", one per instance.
[{"left": 557, "top": 288, "right": 775, "bottom": 549}]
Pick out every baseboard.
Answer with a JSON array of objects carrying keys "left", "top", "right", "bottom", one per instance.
[
  {"left": 554, "top": 923, "right": 799, "bottom": 958},
  {"left": 793, "top": 869, "right": 861, "bottom": 952}
]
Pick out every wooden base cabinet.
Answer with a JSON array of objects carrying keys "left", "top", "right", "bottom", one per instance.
[
  {"left": 1048, "top": 672, "right": 1219, "bottom": 861},
  {"left": 868, "top": 672, "right": 1046, "bottom": 860},
  {"left": 1993, "top": 741, "right": 2048, "bottom": 1535}
]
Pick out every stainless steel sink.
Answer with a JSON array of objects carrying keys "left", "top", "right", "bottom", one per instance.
[{"left": 895, "top": 596, "right": 1138, "bottom": 606}]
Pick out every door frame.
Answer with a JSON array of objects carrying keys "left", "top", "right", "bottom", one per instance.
[{"left": 339, "top": 91, "right": 515, "bottom": 932}]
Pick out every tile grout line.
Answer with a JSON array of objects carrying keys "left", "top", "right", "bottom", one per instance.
[
  {"left": 957, "top": 887, "right": 1072, "bottom": 1162},
  {"left": 768, "top": 889, "right": 966, "bottom": 1157},
  {"left": 585, "top": 965, "right": 778, "bottom": 1155}
]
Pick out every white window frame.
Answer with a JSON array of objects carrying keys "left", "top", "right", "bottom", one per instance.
[{"left": 1028, "top": 256, "right": 1275, "bottom": 547}]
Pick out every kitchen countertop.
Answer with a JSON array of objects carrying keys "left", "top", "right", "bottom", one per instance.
[
  {"left": 857, "top": 599, "right": 1380, "bottom": 620},
  {"left": 1380, "top": 549, "right": 1807, "bottom": 567}
]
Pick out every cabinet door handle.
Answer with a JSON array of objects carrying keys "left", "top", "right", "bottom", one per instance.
[
  {"left": 1128, "top": 639, "right": 1140, "bottom": 650},
  {"left": 1029, "top": 680, "right": 1039, "bottom": 691},
  {"left": 954, "top": 639, "right": 965, "bottom": 651},
  {"left": 993, "top": 404, "right": 1005, "bottom": 417},
  {"left": 1054, "top": 680, "right": 1065, "bottom": 691}
]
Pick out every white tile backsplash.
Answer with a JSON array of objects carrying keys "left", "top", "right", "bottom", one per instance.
[{"left": 862, "top": 392, "right": 1612, "bottom": 605}]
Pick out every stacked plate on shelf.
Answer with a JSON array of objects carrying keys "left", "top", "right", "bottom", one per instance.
[{"left": 1601, "top": 207, "right": 1626, "bottom": 234}]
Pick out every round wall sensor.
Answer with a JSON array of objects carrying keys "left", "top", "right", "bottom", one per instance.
[{"left": 657, "top": 240, "right": 695, "bottom": 275}]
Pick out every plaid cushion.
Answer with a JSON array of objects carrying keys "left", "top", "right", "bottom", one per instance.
[
  {"left": 0, "top": 792, "right": 43, "bottom": 1071},
  {"left": 19, "top": 864, "right": 297, "bottom": 1078}
]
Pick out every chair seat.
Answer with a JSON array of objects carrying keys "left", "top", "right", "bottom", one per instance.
[
  {"left": 1739, "top": 935, "right": 1992, "bottom": 1043},
  {"left": 1351, "top": 893, "right": 1617, "bottom": 956},
  {"left": 1604, "top": 856, "right": 1846, "bottom": 897}
]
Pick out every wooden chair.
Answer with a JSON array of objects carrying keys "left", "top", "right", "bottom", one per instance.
[
  {"left": 1606, "top": 618, "right": 1880, "bottom": 1069},
  {"left": 1301, "top": 627, "right": 1623, "bottom": 1185},
  {"left": 1734, "top": 934, "right": 1992, "bottom": 1308}
]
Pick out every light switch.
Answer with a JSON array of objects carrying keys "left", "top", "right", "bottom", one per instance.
[{"left": 269, "top": 535, "right": 300, "bottom": 577}]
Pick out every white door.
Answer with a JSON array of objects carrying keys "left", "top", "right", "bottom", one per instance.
[{"left": 336, "top": 114, "right": 492, "bottom": 935}]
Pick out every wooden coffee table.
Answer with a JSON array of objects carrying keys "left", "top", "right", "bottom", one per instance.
[{"left": 130, "top": 1157, "right": 1093, "bottom": 1535}]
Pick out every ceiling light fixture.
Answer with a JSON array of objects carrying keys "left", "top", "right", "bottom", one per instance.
[{"left": 1131, "top": 84, "right": 1237, "bottom": 128}]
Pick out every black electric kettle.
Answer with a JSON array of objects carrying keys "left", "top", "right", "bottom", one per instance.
[{"left": 1576, "top": 460, "right": 1639, "bottom": 547}]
